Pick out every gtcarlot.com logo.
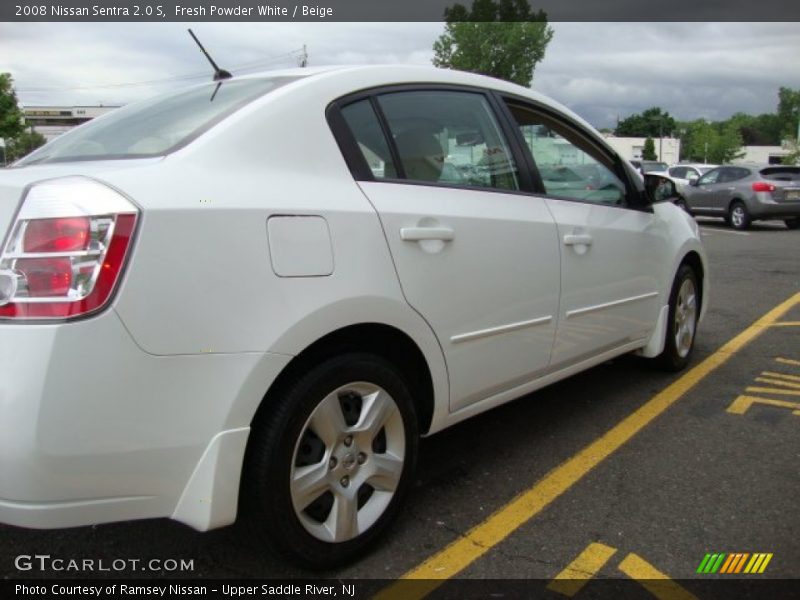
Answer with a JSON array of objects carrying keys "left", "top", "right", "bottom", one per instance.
[
  {"left": 697, "top": 552, "right": 773, "bottom": 574},
  {"left": 14, "top": 554, "right": 194, "bottom": 573}
]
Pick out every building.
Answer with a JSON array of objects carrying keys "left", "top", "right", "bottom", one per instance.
[
  {"left": 733, "top": 144, "right": 796, "bottom": 165},
  {"left": 23, "top": 105, "right": 120, "bottom": 142},
  {"left": 601, "top": 135, "right": 681, "bottom": 165}
]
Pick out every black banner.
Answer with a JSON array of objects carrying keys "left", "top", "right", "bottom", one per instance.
[
  {"left": 4, "top": 579, "right": 800, "bottom": 600},
  {"left": 4, "top": 0, "right": 800, "bottom": 22}
]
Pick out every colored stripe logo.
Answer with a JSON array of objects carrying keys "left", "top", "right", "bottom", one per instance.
[{"left": 696, "top": 553, "right": 773, "bottom": 574}]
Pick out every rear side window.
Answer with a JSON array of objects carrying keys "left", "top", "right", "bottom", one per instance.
[
  {"left": 18, "top": 77, "right": 300, "bottom": 165},
  {"left": 376, "top": 91, "right": 520, "bottom": 191},
  {"left": 669, "top": 167, "right": 688, "bottom": 178},
  {"left": 340, "top": 100, "right": 398, "bottom": 179}
]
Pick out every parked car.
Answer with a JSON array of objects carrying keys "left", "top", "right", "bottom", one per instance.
[
  {"left": 682, "top": 164, "right": 800, "bottom": 229},
  {"left": 630, "top": 159, "right": 669, "bottom": 174},
  {"left": 0, "top": 65, "right": 709, "bottom": 568},
  {"left": 664, "top": 163, "right": 718, "bottom": 208}
]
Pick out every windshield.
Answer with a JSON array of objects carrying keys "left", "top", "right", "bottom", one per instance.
[
  {"left": 642, "top": 162, "right": 668, "bottom": 172},
  {"left": 18, "top": 77, "right": 300, "bottom": 166}
]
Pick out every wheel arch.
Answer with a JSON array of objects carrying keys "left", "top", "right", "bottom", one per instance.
[{"left": 252, "top": 323, "right": 437, "bottom": 437}]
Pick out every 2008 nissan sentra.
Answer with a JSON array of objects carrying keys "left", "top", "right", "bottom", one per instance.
[{"left": 0, "top": 65, "right": 708, "bottom": 568}]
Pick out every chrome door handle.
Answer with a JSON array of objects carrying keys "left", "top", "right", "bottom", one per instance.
[
  {"left": 563, "top": 233, "right": 593, "bottom": 246},
  {"left": 400, "top": 227, "right": 455, "bottom": 242}
]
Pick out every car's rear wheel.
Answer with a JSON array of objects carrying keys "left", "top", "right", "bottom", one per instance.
[
  {"left": 241, "top": 353, "right": 418, "bottom": 569},
  {"left": 728, "top": 201, "right": 751, "bottom": 230},
  {"left": 653, "top": 264, "right": 699, "bottom": 371},
  {"left": 785, "top": 218, "right": 800, "bottom": 230}
]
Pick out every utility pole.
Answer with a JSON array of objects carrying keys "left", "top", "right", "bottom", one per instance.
[{"left": 299, "top": 44, "right": 308, "bottom": 67}]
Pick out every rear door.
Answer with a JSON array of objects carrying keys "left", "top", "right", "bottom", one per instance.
[
  {"left": 501, "top": 99, "right": 667, "bottom": 369},
  {"left": 332, "top": 89, "right": 561, "bottom": 412}
]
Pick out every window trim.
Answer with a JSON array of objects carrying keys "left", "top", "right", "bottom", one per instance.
[
  {"left": 494, "top": 92, "right": 650, "bottom": 212},
  {"left": 327, "top": 83, "right": 536, "bottom": 195}
]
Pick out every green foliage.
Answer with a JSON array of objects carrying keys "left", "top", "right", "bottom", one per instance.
[
  {"left": 0, "top": 73, "right": 25, "bottom": 142},
  {"left": 615, "top": 107, "right": 676, "bottom": 138},
  {"left": 642, "top": 137, "right": 657, "bottom": 160},
  {"left": 680, "top": 119, "right": 744, "bottom": 164},
  {"left": 777, "top": 87, "right": 800, "bottom": 140},
  {"left": 6, "top": 128, "right": 47, "bottom": 162},
  {"left": 432, "top": 0, "right": 554, "bottom": 87}
]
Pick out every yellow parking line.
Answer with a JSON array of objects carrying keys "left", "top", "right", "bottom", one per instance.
[
  {"left": 754, "top": 377, "right": 800, "bottom": 389},
  {"left": 771, "top": 321, "right": 800, "bottom": 327},
  {"left": 546, "top": 542, "right": 617, "bottom": 597},
  {"left": 373, "top": 291, "right": 800, "bottom": 600},
  {"left": 762, "top": 371, "right": 800, "bottom": 382},
  {"left": 618, "top": 553, "right": 698, "bottom": 600},
  {"left": 726, "top": 395, "right": 800, "bottom": 415},
  {"left": 745, "top": 386, "right": 800, "bottom": 397},
  {"left": 776, "top": 357, "right": 800, "bottom": 367}
]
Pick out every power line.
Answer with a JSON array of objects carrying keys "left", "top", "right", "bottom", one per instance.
[{"left": 17, "top": 48, "right": 305, "bottom": 93}]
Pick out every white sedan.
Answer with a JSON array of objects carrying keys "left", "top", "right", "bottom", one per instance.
[{"left": 0, "top": 65, "right": 708, "bottom": 568}]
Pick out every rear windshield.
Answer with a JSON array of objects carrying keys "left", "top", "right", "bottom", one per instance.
[
  {"left": 760, "top": 166, "right": 800, "bottom": 181},
  {"left": 18, "top": 77, "right": 299, "bottom": 166},
  {"left": 642, "top": 162, "right": 668, "bottom": 172}
]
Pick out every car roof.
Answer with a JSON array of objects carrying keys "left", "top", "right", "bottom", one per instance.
[{"left": 232, "top": 64, "right": 598, "bottom": 136}]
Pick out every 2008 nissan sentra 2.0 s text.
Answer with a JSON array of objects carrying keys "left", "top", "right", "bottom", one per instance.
[{"left": 0, "top": 65, "right": 709, "bottom": 569}]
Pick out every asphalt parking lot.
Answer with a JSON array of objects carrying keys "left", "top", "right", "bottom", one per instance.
[{"left": 3, "top": 217, "right": 798, "bottom": 597}]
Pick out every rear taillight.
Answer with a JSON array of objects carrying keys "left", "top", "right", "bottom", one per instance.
[
  {"left": 752, "top": 182, "right": 776, "bottom": 192},
  {"left": 0, "top": 177, "right": 138, "bottom": 320}
]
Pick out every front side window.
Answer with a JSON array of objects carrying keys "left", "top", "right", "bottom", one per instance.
[
  {"left": 507, "top": 104, "right": 626, "bottom": 205},
  {"left": 18, "top": 77, "right": 300, "bottom": 165},
  {"left": 697, "top": 168, "right": 722, "bottom": 185},
  {"left": 376, "top": 91, "right": 519, "bottom": 191}
]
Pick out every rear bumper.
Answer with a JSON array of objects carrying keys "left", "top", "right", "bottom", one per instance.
[
  {"left": 749, "top": 195, "right": 800, "bottom": 220},
  {"left": 0, "top": 310, "right": 290, "bottom": 531}
]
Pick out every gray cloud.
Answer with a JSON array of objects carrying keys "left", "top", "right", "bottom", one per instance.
[{"left": 1, "top": 22, "right": 798, "bottom": 128}]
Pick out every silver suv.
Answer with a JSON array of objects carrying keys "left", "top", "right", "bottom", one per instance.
[{"left": 683, "top": 164, "right": 800, "bottom": 230}]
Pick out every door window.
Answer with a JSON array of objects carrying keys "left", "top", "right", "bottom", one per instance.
[
  {"left": 697, "top": 168, "right": 722, "bottom": 185},
  {"left": 506, "top": 103, "right": 626, "bottom": 205},
  {"left": 376, "top": 91, "right": 520, "bottom": 191}
]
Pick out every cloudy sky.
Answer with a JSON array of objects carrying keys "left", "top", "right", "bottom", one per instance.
[{"left": 1, "top": 22, "right": 798, "bottom": 128}]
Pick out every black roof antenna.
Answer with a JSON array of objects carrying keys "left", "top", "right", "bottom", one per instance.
[{"left": 188, "top": 29, "right": 232, "bottom": 81}]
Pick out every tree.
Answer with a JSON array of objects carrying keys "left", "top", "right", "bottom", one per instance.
[
  {"left": 6, "top": 128, "right": 46, "bottom": 161},
  {"left": 642, "top": 137, "right": 657, "bottom": 160},
  {"left": 432, "top": 0, "right": 554, "bottom": 87},
  {"left": 681, "top": 119, "right": 743, "bottom": 164},
  {"left": 615, "top": 107, "right": 676, "bottom": 138},
  {"left": 0, "top": 73, "right": 25, "bottom": 143},
  {"left": 777, "top": 86, "right": 800, "bottom": 140}
]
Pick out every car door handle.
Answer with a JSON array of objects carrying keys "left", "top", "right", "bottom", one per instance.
[
  {"left": 400, "top": 227, "right": 455, "bottom": 242},
  {"left": 563, "top": 233, "right": 593, "bottom": 246}
]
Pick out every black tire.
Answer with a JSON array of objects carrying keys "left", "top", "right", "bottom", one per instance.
[
  {"left": 728, "top": 201, "right": 751, "bottom": 230},
  {"left": 785, "top": 218, "right": 800, "bottom": 230},
  {"left": 653, "top": 264, "right": 699, "bottom": 372},
  {"left": 240, "top": 353, "right": 418, "bottom": 569}
]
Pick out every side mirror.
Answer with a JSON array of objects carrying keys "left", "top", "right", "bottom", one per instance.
[
  {"left": 644, "top": 174, "right": 677, "bottom": 204},
  {"left": 690, "top": 179, "right": 700, "bottom": 187}
]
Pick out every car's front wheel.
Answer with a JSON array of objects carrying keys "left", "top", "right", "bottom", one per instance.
[
  {"left": 654, "top": 264, "right": 699, "bottom": 371},
  {"left": 241, "top": 353, "right": 418, "bottom": 569}
]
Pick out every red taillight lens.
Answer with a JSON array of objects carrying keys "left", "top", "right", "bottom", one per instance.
[
  {"left": 752, "top": 182, "right": 776, "bottom": 192},
  {"left": 23, "top": 217, "right": 90, "bottom": 253},
  {"left": 0, "top": 177, "right": 139, "bottom": 320},
  {"left": 14, "top": 257, "right": 73, "bottom": 297}
]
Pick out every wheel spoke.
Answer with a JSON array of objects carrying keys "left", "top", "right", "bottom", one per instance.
[
  {"left": 364, "top": 452, "right": 403, "bottom": 492},
  {"left": 290, "top": 462, "right": 330, "bottom": 512},
  {"left": 309, "top": 393, "right": 347, "bottom": 447},
  {"left": 354, "top": 389, "right": 396, "bottom": 437},
  {"left": 328, "top": 491, "right": 359, "bottom": 542}
]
